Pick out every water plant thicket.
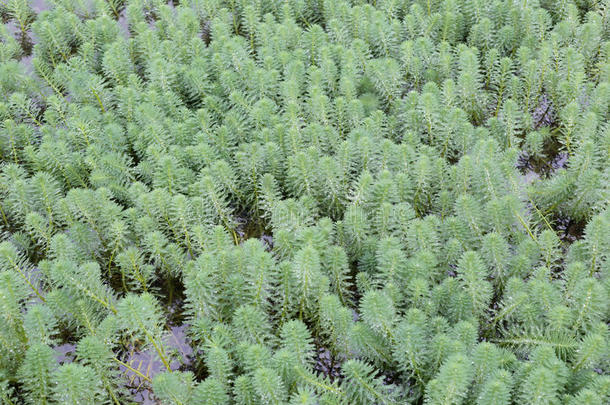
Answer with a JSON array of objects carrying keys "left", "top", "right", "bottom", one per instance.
[{"left": 0, "top": 0, "right": 609, "bottom": 403}]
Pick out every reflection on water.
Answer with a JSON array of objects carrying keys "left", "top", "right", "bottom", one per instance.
[
  {"left": 4, "top": 21, "right": 20, "bottom": 36},
  {"left": 54, "top": 342, "right": 76, "bottom": 364},
  {"left": 31, "top": 0, "right": 52, "bottom": 13},
  {"left": 118, "top": 10, "right": 130, "bottom": 38},
  {"left": 119, "top": 324, "right": 194, "bottom": 403}
]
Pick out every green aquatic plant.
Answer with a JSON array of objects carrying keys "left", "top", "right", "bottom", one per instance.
[{"left": 0, "top": 0, "right": 608, "bottom": 404}]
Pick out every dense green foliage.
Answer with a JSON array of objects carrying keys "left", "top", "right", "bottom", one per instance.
[{"left": 1, "top": 0, "right": 609, "bottom": 403}]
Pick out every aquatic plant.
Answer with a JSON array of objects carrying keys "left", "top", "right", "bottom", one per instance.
[{"left": 0, "top": 0, "right": 608, "bottom": 404}]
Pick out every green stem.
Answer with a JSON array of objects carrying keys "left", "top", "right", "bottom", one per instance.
[{"left": 113, "top": 358, "right": 152, "bottom": 382}]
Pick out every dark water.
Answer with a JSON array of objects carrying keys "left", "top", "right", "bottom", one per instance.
[
  {"left": 313, "top": 347, "right": 342, "bottom": 380},
  {"left": 532, "top": 94, "right": 555, "bottom": 129},
  {"left": 554, "top": 216, "right": 585, "bottom": 243}
]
